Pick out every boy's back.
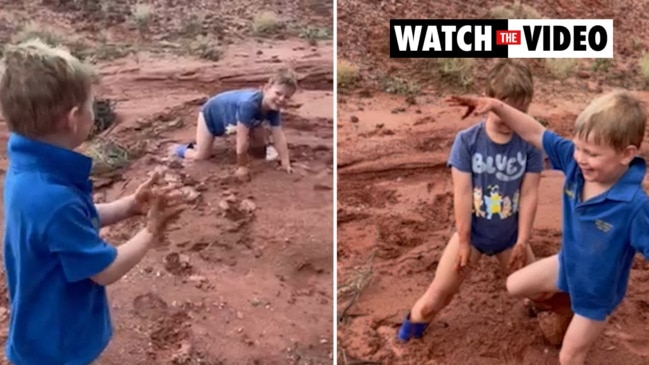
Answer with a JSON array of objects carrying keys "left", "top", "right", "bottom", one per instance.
[
  {"left": 4, "top": 134, "right": 116, "bottom": 364},
  {"left": 202, "top": 88, "right": 280, "bottom": 135}
]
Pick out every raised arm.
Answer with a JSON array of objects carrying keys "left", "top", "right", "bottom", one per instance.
[{"left": 447, "top": 96, "right": 546, "bottom": 151}]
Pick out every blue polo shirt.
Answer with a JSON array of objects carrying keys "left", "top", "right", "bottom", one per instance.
[
  {"left": 3, "top": 133, "right": 118, "bottom": 365},
  {"left": 201, "top": 89, "right": 281, "bottom": 136},
  {"left": 543, "top": 130, "right": 649, "bottom": 321}
]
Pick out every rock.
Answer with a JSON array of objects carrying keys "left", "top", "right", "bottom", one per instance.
[
  {"left": 180, "top": 186, "right": 200, "bottom": 202},
  {"left": 170, "top": 340, "right": 193, "bottom": 364},
  {"left": 576, "top": 71, "right": 591, "bottom": 79},
  {"left": 350, "top": 115, "right": 359, "bottom": 123},
  {"left": 313, "top": 183, "right": 333, "bottom": 190},
  {"left": 218, "top": 200, "right": 230, "bottom": 211},
  {"left": 239, "top": 199, "right": 256, "bottom": 213}
]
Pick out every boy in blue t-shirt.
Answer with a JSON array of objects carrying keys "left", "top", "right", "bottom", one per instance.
[
  {"left": 447, "top": 91, "right": 649, "bottom": 365},
  {"left": 0, "top": 40, "right": 184, "bottom": 365},
  {"left": 398, "top": 60, "right": 544, "bottom": 342},
  {"left": 174, "top": 68, "right": 298, "bottom": 181}
]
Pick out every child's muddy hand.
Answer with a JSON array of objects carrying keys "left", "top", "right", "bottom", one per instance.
[
  {"left": 508, "top": 242, "right": 528, "bottom": 272},
  {"left": 130, "top": 172, "right": 161, "bottom": 215},
  {"left": 278, "top": 162, "right": 293, "bottom": 174},
  {"left": 455, "top": 243, "right": 471, "bottom": 272},
  {"left": 234, "top": 166, "right": 251, "bottom": 182},
  {"left": 445, "top": 95, "right": 491, "bottom": 119},
  {"left": 146, "top": 193, "right": 185, "bottom": 237}
]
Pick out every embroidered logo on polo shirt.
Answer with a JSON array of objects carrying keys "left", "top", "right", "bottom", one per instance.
[
  {"left": 564, "top": 183, "right": 576, "bottom": 199},
  {"left": 595, "top": 219, "right": 613, "bottom": 233},
  {"left": 92, "top": 217, "right": 100, "bottom": 230}
]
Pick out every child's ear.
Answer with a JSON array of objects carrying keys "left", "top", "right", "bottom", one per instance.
[
  {"left": 622, "top": 145, "right": 638, "bottom": 164},
  {"left": 64, "top": 106, "right": 81, "bottom": 132}
]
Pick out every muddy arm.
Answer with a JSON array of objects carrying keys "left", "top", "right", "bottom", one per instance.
[
  {"left": 236, "top": 122, "right": 251, "bottom": 167},
  {"left": 271, "top": 126, "right": 290, "bottom": 167}
]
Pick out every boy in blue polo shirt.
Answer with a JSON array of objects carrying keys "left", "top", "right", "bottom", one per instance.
[
  {"left": 0, "top": 39, "right": 184, "bottom": 365},
  {"left": 447, "top": 91, "right": 649, "bottom": 365},
  {"left": 173, "top": 68, "right": 298, "bottom": 181}
]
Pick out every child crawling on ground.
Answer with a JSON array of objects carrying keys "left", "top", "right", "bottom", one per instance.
[
  {"left": 447, "top": 89, "right": 649, "bottom": 365},
  {"left": 398, "top": 60, "right": 544, "bottom": 341},
  {"left": 174, "top": 68, "right": 298, "bottom": 181}
]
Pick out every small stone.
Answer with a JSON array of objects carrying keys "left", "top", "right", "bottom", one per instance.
[{"left": 240, "top": 199, "right": 256, "bottom": 213}]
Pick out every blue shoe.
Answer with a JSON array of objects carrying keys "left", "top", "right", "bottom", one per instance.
[
  {"left": 175, "top": 143, "right": 194, "bottom": 159},
  {"left": 397, "top": 312, "right": 428, "bottom": 342}
]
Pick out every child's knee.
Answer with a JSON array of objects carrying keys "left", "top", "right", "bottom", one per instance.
[
  {"left": 249, "top": 127, "right": 267, "bottom": 144},
  {"left": 249, "top": 145, "right": 267, "bottom": 160},
  {"left": 505, "top": 272, "right": 522, "bottom": 296},
  {"left": 559, "top": 343, "right": 588, "bottom": 365}
]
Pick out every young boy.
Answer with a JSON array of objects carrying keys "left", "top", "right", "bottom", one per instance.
[
  {"left": 174, "top": 68, "right": 298, "bottom": 181},
  {"left": 0, "top": 39, "right": 183, "bottom": 364},
  {"left": 447, "top": 91, "right": 649, "bottom": 365},
  {"left": 398, "top": 60, "right": 544, "bottom": 342}
]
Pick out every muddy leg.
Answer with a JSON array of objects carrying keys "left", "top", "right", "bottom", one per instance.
[
  {"left": 183, "top": 112, "right": 215, "bottom": 160},
  {"left": 410, "top": 232, "right": 482, "bottom": 323},
  {"left": 248, "top": 126, "right": 268, "bottom": 160},
  {"left": 506, "top": 254, "right": 573, "bottom": 346},
  {"left": 495, "top": 243, "right": 536, "bottom": 275}
]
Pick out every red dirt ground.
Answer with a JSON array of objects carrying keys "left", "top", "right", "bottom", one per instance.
[
  {"left": 337, "top": 1, "right": 649, "bottom": 364},
  {"left": 0, "top": 1, "right": 333, "bottom": 364}
]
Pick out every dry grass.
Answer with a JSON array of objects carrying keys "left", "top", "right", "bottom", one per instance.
[
  {"left": 489, "top": 1, "right": 542, "bottom": 18},
  {"left": 11, "top": 22, "right": 90, "bottom": 60},
  {"left": 85, "top": 138, "right": 130, "bottom": 174},
  {"left": 337, "top": 251, "right": 375, "bottom": 324},
  {"left": 337, "top": 59, "right": 359, "bottom": 88},
  {"left": 545, "top": 58, "right": 578, "bottom": 80},
  {"left": 12, "top": 22, "right": 65, "bottom": 47},
  {"left": 252, "top": 11, "right": 282, "bottom": 36},
  {"left": 639, "top": 53, "right": 649, "bottom": 83},
  {"left": 187, "top": 35, "right": 222, "bottom": 61},
  {"left": 131, "top": 3, "right": 153, "bottom": 32},
  {"left": 377, "top": 74, "right": 420, "bottom": 97},
  {"left": 299, "top": 26, "right": 332, "bottom": 46},
  {"left": 437, "top": 57, "right": 475, "bottom": 89}
]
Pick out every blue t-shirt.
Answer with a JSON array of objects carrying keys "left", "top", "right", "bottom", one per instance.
[
  {"left": 448, "top": 122, "right": 544, "bottom": 251},
  {"left": 543, "top": 130, "right": 649, "bottom": 321},
  {"left": 201, "top": 89, "right": 281, "bottom": 136},
  {"left": 3, "top": 133, "right": 118, "bottom": 365}
]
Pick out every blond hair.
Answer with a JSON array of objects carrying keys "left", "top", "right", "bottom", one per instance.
[
  {"left": 485, "top": 60, "right": 534, "bottom": 105},
  {"left": 0, "top": 38, "right": 94, "bottom": 137},
  {"left": 574, "top": 91, "right": 647, "bottom": 151},
  {"left": 267, "top": 67, "right": 298, "bottom": 90}
]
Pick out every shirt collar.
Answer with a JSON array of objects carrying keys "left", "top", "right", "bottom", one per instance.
[
  {"left": 7, "top": 133, "right": 93, "bottom": 188},
  {"left": 605, "top": 156, "right": 646, "bottom": 202}
]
